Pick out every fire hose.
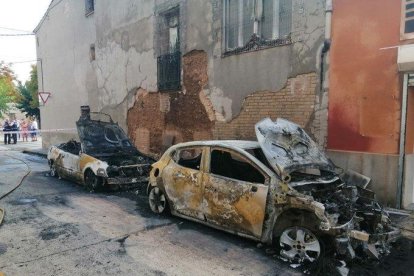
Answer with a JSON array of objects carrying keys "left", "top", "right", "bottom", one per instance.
[{"left": 0, "top": 154, "right": 32, "bottom": 226}]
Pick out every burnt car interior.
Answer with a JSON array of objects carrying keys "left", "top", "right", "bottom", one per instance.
[
  {"left": 210, "top": 149, "right": 265, "bottom": 184},
  {"left": 176, "top": 149, "right": 202, "bottom": 170},
  {"left": 58, "top": 140, "right": 81, "bottom": 155}
]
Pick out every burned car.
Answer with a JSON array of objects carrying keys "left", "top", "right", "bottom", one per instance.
[
  {"left": 47, "top": 112, "right": 154, "bottom": 191},
  {"left": 147, "top": 118, "right": 399, "bottom": 263}
]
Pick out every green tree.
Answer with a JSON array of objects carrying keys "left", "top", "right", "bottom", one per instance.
[
  {"left": 0, "top": 61, "right": 18, "bottom": 117},
  {"left": 16, "top": 65, "right": 40, "bottom": 119}
]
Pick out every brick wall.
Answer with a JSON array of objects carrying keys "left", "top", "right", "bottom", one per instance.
[{"left": 213, "top": 73, "right": 318, "bottom": 140}]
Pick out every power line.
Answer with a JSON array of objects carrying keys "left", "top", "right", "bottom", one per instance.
[
  {"left": 8, "top": 60, "right": 38, "bottom": 64},
  {"left": 0, "top": 33, "right": 34, "bottom": 37},
  {"left": 0, "top": 27, "right": 32, "bottom": 34}
]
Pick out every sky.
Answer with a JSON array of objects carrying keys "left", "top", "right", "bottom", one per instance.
[{"left": 0, "top": 0, "right": 51, "bottom": 83}]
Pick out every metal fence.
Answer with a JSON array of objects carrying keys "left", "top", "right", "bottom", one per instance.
[{"left": 157, "top": 51, "right": 181, "bottom": 91}]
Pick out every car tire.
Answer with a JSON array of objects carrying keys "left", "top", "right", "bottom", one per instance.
[
  {"left": 84, "top": 170, "right": 103, "bottom": 192},
  {"left": 276, "top": 225, "right": 323, "bottom": 263},
  {"left": 148, "top": 186, "right": 169, "bottom": 214},
  {"left": 50, "top": 162, "right": 58, "bottom": 178}
]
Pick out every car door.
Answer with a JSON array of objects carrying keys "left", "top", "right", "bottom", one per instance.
[
  {"left": 59, "top": 151, "right": 81, "bottom": 181},
  {"left": 162, "top": 147, "right": 206, "bottom": 220},
  {"left": 203, "top": 147, "right": 269, "bottom": 238}
]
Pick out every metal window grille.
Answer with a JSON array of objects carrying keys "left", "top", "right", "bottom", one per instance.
[
  {"left": 157, "top": 7, "right": 181, "bottom": 91},
  {"left": 157, "top": 51, "right": 181, "bottom": 91},
  {"left": 85, "top": 0, "right": 94, "bottom": 15}
]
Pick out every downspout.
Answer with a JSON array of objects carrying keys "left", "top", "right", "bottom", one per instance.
[
  {"left": 320, "top": 0, "right": 332, "bottom": 91},
  {"left": 396, "top": 73, "right": 409, "bottom": 209}
]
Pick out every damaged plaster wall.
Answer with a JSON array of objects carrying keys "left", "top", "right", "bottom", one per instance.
[
  {"left": 92, "top": 0, "right": 158, "bottom": 131},
  {"left": 35, "top": 0, "right": 97, "bottom": 148},
  {"left": 36, "top": 0, "right": 328, "bottom": 151},
  {"left": 127, "top": 50, "right": 214, "bottom": 155},
  {"left": 205, "top": 0, "right": 326, "bottom": 146},
  {"left": 99, "top": 0, "right": 327, "bottom": 151}
]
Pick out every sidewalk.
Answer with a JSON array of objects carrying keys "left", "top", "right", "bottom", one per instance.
[{"left": 0, "top": 137, "right": 47, "bottom": 157}]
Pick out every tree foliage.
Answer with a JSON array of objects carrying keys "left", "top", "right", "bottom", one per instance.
[
  {"left": 0, "top": 61, "right": 18, "bottom": 117},
  {"left": 16, "top": 65, "right": 40, "bottom": 119}
]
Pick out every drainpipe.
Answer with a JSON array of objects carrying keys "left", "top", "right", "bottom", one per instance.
[
  {"left": 320, "top": 0, "right": 332, "bottom": 90},
  {"left": 397, "top": 73, "right": 409, "bottom": 209}
]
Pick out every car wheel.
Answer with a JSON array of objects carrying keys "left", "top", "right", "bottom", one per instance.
[
  {"left": 84, "top": 170, "right": 103, "bottom": 192},
  {"left": 50, "top": 162, "right": 58, "bottom": 178},
  {"left": 278, "top": 226, "right": 322, "bottom": 263},
  {"left": 148, "top": 187, "right": 169, "bottom": 214}
]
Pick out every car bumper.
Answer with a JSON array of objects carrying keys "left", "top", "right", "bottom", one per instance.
[{"left": 107, "top": 176, "right": 149, "bottom": 185}]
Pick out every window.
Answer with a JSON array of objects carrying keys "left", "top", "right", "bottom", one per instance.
[
  {"left": 210, "top": 149, "right": 265, "bottom": 183},
  {"left": 173, "top": 148, "right": 202, "bottom": 170},
  {"left": 402, "top": 0, "right": 414, "bottom": 39},
  {"left": 223, "top": 0, "right": 292, "bottom": 54},
  {"left": 157, "top": 7, "right": 181, "bottom": 91},
  {"left": 85, "top": 0, "right": 94, "bottom": 16}
]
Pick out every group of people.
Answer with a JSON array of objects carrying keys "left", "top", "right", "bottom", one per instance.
[{"left": 2, "top": 118, "right": 38, "bottom": 144}]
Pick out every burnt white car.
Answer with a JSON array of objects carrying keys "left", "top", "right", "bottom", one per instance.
[
  {"left": 47, "top": 113, "right": 154, "bottom": 191},
  {"left": 147, "top": 118, "right": 399, "bottom": 263}
]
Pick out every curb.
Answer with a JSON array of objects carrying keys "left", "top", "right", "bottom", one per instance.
[{"left": 22, "top": 150, "right": 47, "bottom": 158}]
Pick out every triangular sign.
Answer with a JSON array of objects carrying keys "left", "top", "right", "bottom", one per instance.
[{"left": 38, "top": 92, "right": 51, "bottom": 104}]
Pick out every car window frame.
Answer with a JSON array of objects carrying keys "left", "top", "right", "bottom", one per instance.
[
  {"left": 170, "top": 146, "right": 207, "bottom": 172},
  {"left": 206, "top": 146, "right": 271, "bottom": 185}
]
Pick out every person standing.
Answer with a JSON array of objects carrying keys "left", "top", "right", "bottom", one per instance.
[
  {"left": 3, "top": 119, "right": 11, "bottom": 144},
  {"left": 31, "top": 118, "right": 38, "bottom": 142},
  {"left": 21, "top": 120, "right": 29, "bottom": 142},
  {"left": 11, "top": 120, "right": 18, "bottom": 144}
]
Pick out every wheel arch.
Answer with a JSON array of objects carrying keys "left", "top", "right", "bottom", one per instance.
[{"left": 272, "top": 208, "right": 321, "bottom": 238}]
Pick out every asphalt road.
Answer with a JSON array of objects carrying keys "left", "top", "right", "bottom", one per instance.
[
  {"left": 0, "top": 151, "right": 413, "bottom": 276},
  {"left": 0, "top": 151, "right": 300, "bottom": 276}
]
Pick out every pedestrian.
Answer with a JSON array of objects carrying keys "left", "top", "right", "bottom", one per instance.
[
  {"left": 21, "top": 120, "right": 29, "bottom": 142},
  {"left": 30, "top": 118, "right": 38, "bottom": 142},
  {"left": 16, "top": 119, "right": 21, "bottom": 140},
  {"left": 10, "top": 120, "right": 18, "bottom": 144},
  {"left": 2, "top": 119, "right": 11, "bottom": 144}
]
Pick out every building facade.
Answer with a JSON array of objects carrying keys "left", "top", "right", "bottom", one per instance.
[{"left": 35, "top": 0, "right": 328, "bottom": 155}]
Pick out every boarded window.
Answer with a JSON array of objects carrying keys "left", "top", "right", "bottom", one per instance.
[{"left": 402, "top": 0, "right": 414, "bottom": 38}]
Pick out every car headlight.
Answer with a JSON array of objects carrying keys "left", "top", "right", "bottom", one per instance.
[{"left": 97, "top": 168, "right": 107, "bottom": 177}]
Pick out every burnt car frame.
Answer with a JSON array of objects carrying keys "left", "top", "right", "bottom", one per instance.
[
  {"left": 147, "top": 118, "right": 399, "bottom": 263},
  {"left": 47, "top": 112, "right": 153, "bottom": 191}
]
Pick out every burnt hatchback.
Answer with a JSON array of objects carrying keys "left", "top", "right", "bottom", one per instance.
[
  {"left": 47, "top": 112, "right": 154, "bottom": 191},
  {"left": 147, "top": 118, "right": 399, "bottom": 263}
]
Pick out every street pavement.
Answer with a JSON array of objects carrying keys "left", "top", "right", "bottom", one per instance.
[{"left": 0, "top": 145, "right": 413, "bottom": 275}]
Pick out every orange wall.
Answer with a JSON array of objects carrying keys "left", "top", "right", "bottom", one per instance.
[{"left": 329, "top": 0, "right": 402, "bottom": 154}]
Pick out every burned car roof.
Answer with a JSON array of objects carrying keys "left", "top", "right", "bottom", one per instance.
[{"left": 255, "top": 118, "right": 335, "bottom": 175}]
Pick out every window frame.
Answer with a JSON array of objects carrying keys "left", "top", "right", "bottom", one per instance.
[
  {"left": 85, "top": 0, "right": 94, "bottom": 17},
  {"left": 207, "top": 146, "right": 270, "bottom": 184},
  {"left": 170, "top": 147, "right": 205, "bottom": 172},
  {"left": 401, "top": 0, "right": 414, "bottom": 40},
  {"left": 222, "top": 0, "right": 292, "bottom": 56}
]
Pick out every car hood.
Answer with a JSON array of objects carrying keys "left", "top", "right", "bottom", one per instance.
[
  {"left": 76, "top": 118, "right": 137, "bottom": 155},
  {"left": 255, "top": 118, "right": 335, "bottom": 175}
]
